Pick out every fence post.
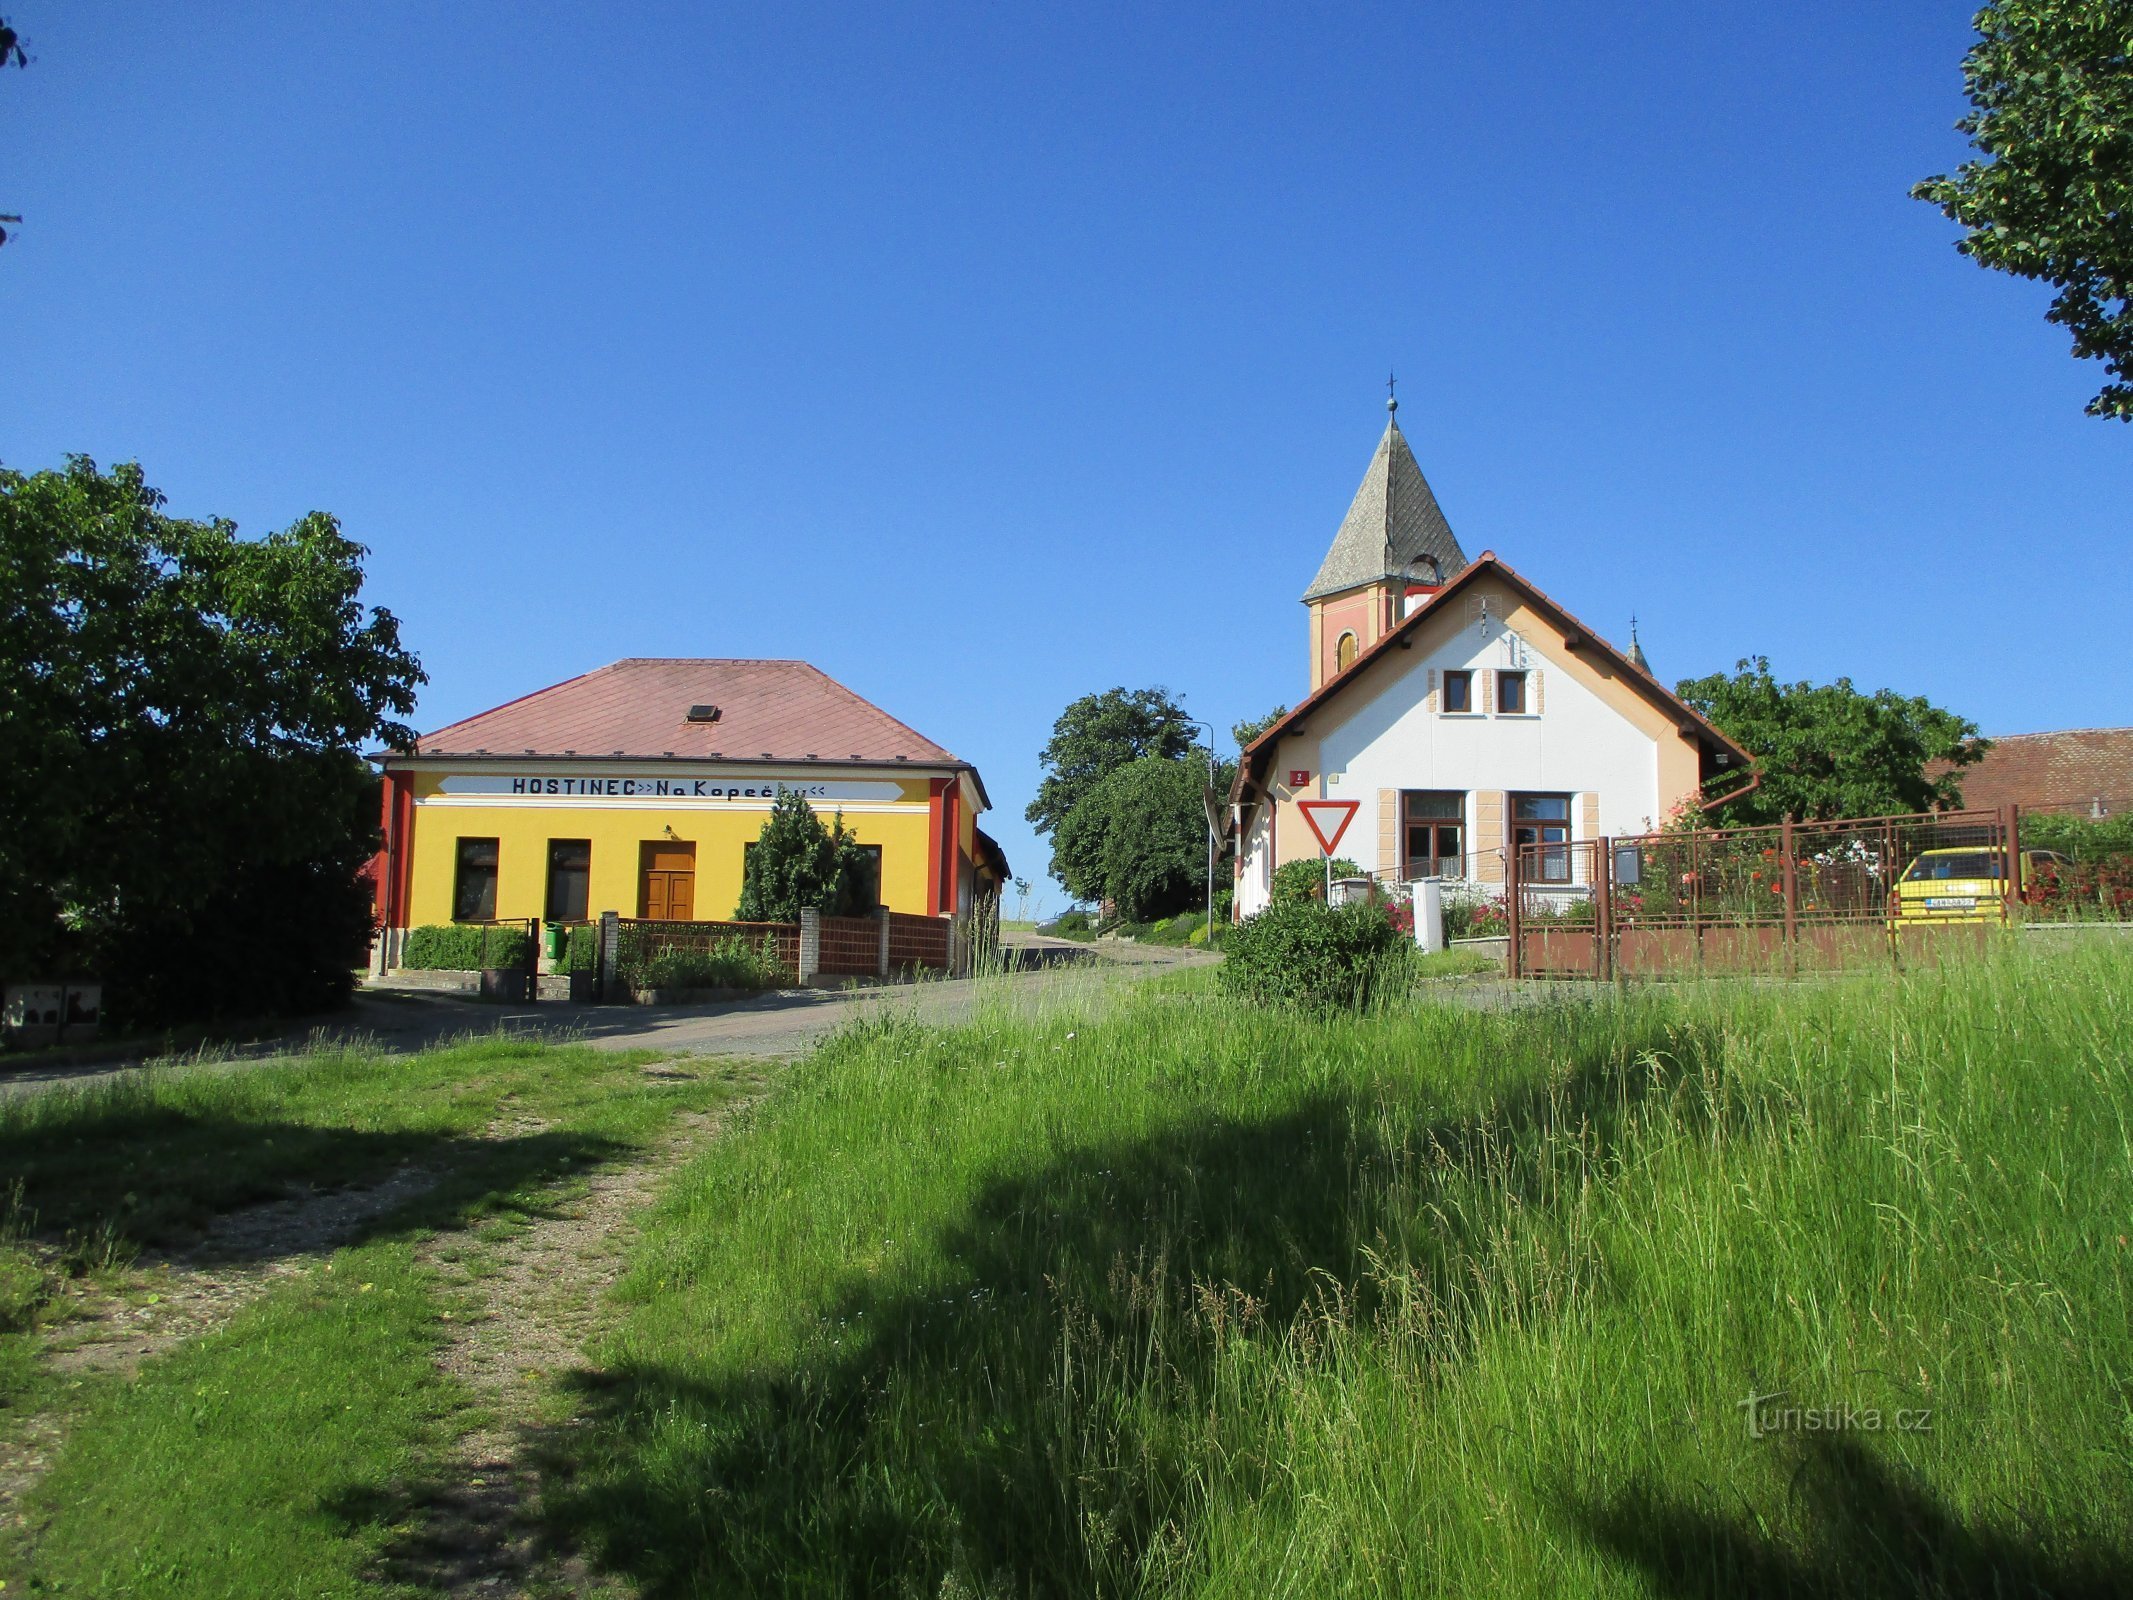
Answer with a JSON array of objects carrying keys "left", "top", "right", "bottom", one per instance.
[
  {"left": 598, "top": 910, "right": 619, "bottom": 1003},
  {"left": 798, "top": 908, "right": 821, "bottom": 984},
  {"left": 1505, "top": 844, "right": 1522, "bottom": 979},
  {"left": 875, "top": 906, "right": 891, "bottom": 977},
  {"left": 1883, "top": 821, "right": 1899, "bottom": 966},
  {"left": 1596, "top": 837, "right": 1613, "bottom": 982},
  {"left": 2003, "top": 803, "right": 2021, "bottom": 927},
  {"left": 1781, "top": 813, "right": 1798, "bottom": 975}
]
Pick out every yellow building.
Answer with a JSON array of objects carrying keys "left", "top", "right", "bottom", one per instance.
[{"left": 370, "top": 658, "right": 999, "bottom": 964}]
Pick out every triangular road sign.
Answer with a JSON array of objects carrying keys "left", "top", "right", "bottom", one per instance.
[{"left": 1295, "top": 798, "right": 1360, "bottom": 855}]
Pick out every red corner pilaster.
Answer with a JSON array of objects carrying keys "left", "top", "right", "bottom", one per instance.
[
  {"left": 925, "top": 778, "right": 945, "bottom": 915},
  {"left": 941, "top": 780, "right": 962, "bottom": 915},
  {"left": 382, "top": 769, "right": 417, "bottom": 929}
]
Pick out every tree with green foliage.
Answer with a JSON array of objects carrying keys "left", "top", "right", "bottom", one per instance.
[
  {"left": 1027, "top": 686, "right": 1196, "bottom": 841},
  {"left": 1231, "top": 705, "right": 1290, "bottom": 751},
  {"left": 734, "top": 789, "right": 878, "bottom": 921},
  {"left": 1913, "top": 0, "right": 2133, "bottom": 419},
  {"left": 0, "top": 456, "right": 424, "bottom": 1023},
  {"left": 1048, "top": 755, "right": 1212, "bottom": 922},
  {"left": 1675, "top": 657, "right": 1985, "bottom": 826}
]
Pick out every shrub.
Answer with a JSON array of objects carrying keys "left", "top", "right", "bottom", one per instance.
[
  {"left": 1270, "top": 856, "right": 1362, "bottom": 905},
  {"left": 400, "top": 924, "right": 530, "bottom": 971},
  {"left": 1219, "top": 900, "right": 1408, "bottom": 1012},
  {"left": 2023, "top": 856, "right": 2133, "bottom": 921},
  {"left": 2020, "top": 812, "right": 2133, "bottom": 862},
  {"left": 630, "top": 937, "right": 789, "bottom": 993},
  {"left": 736, "top": 791, "right": 878, "bottom": 921},
  {"left": 1443, "top": 893, "right": 1508, "bottom": 941},
  {"left": 561, "top": 923, "right": 601, "bottom": 974}
]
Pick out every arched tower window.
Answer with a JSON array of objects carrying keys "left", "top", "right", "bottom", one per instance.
[{"left": 1335, "top": 632, "right": 1358, "bottom": 673}]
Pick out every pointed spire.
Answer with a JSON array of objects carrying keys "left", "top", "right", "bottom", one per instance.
[
  {"left": 1302, "top": 397, "right": 1468, "bottom": 602},
  {"left": 1626, "top": 616, "right": 1651, "bottom": 675}
]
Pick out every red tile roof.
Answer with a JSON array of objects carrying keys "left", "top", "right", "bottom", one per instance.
[
  {"left": 1941, "top": 727, "right": 2133, "bottom": 816},
  {"left": 402, "top": 659, "right": 961, "bottom": 766}
]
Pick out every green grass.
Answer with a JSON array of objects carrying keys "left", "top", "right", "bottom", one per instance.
[
  {"left": 0, "top": 1034, "right": 744, "bottom": 1595},
  {"left": 548, "top": 942, "right": 2133, "bottom": 1595}
]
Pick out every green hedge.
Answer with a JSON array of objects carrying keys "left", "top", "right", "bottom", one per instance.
[
  {"left": 2020, "top": 812, "right": 2133, "bottom": 862},
  {"left": 625, "top": 936, "right": 789, "bottom": 993},
  {"left": 1270, "top": 856, "right": 1362, "bottom": 905},
  {"left": 560, "top": 924, "right": 601, "bottom": 974},
  {"left": 400, "top": 924, "right": 531, "bottom": 971},
  {"left": 1218, "top": 900, "right": 1407, "bottom": 1012}
]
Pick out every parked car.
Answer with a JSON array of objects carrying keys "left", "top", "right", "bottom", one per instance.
[{"left": 1892, "top": 847, "right": 2069, "bottom": 924}]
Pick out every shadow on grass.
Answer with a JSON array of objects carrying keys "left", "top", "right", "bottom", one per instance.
[
  {"left": 1571, "top": 1433, "right": 2131, "bottom": 1598},
  {"left": 0, "top": 1108, "right": 634, "bottom": 1263},
  {"left": 525, "top": 1011, "right": 1773, "bottom": 1595}
]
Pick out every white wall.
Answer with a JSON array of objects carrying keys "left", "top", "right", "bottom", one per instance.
[
  {"left": 1237, "top": 803, "right": 1274, "bottom": 917},
  {"left": 1241, "top": 617, "right": 1667, "bottom": 894}
]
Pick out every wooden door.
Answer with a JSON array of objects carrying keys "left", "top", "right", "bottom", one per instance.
[{"left": 639, "top": 842, "right": 696, "bottom": 921}]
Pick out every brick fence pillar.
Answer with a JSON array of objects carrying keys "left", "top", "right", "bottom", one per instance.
[
  {"left": 598, "top": 910, "right": 619, "bottom": 1002},
  {"left": 798, "top": 908, "right": 821, "bottom": 983},
  {"left": 875, "top": 907, "right": 891, "bottom": 977}
]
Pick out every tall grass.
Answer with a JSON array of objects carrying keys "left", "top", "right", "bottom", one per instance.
[{"left": 554, "top": 941, "right": 2133, "bottom": 1596}]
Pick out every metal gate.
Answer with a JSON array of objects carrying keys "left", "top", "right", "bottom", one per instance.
[{"left": 1508, "top": 807, "right": 2018, "bottom": 980}]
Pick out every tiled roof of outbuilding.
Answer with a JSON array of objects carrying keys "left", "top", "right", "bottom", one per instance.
[
  {"left": 401, "top": 659, "right": 961, "bottom": 766},
  {"left": 1938, "top": 727, "right": 2133, "bottom": 815},
  {"left": 1303, "top": 413, "right": 1469, "bottom": 601}
]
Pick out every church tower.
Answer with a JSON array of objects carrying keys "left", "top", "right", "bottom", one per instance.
[{"left": 1303, "top": 394, "right": 1469, "bottom": 690}]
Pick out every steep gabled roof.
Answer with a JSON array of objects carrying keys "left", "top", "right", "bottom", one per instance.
[
  {"left": 1240, "top": 554, "right": 1750, "bottom": 803},
  {"left": 1302, "top": 413, "right": 1469, "bottom": 602},
  {"left": 397, "top": 659, "right": 962, "bottom": 766}
]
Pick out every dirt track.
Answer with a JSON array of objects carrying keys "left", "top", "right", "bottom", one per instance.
[{"left": 0, "top": 937, "right": 1212, "bottom": 1100}]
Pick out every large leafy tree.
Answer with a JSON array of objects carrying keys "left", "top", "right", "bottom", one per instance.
[
  {"left": 1051, "top": 755, "right": 1220, "bottom": 921},
  {"left": 1, "top": 457, "right": 425, "bottom": 1023},
  {"left": 1675, "top": 658, "right": 1986, "bottom": 826},
  {"left": 734, "top": 790, "right": 877, "bottom": 921},
  {"left": 1913, "top": 0, "right": 2133, "bottom": 419},
  {"left": 1026, "top": 686, "right": 1197, "bottom": 885}
]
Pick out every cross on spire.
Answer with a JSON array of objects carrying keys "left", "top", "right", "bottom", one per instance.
[{"left": 1386, "top": 370, "right": 1398, "bottom": 415}]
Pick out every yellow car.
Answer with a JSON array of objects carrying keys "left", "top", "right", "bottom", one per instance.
[{"left": 1893, "top": 846, "right": 2067, "bottom": 924}]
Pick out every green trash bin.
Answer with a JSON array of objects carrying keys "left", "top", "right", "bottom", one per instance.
[{"left": 544, "top": 923, "right": 567, "bottom": 963}]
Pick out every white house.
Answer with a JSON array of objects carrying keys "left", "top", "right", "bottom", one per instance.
[{"left": 1232, "top": 401, "right": 1753, "bottom": 916}]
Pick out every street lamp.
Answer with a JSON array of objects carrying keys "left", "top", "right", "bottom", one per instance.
[{"left": 1175, "top": 714, "right": 1221, "bottom": 941}]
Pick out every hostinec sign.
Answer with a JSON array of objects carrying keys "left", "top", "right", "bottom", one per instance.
[{"left": 431, "top": 772, "right": 908, "bottom": 803}]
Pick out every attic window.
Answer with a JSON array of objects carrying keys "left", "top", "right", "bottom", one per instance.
[{"left": 686, "top": 704, "right": 722, "bottom": 724}]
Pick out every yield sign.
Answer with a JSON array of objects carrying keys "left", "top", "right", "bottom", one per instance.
[{"left": 1295, "top": 798, "right": 1360, "bottom": 856}]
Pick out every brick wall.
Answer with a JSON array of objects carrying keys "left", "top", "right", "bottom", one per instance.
[
  {"left": 817, "top": 914, "right": 884, "bottom": 976},
  {"left": 886, "top": 912, "right": 952, "bottom": 969}
]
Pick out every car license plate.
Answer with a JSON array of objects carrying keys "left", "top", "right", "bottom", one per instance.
[{"left": 1924, "top": 897, "right": 1977, "bottom": 910}]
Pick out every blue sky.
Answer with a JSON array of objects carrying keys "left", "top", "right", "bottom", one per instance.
[{"left": 6, "top": 3, "right": 2128, "bottom": 913}]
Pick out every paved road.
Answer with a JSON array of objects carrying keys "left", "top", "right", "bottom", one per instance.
[{"left": 1, "top": 937, "right": 1213, "bottom": 1099}]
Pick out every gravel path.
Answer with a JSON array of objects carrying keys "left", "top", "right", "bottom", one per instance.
[{"left": 1, "top": 938, "right": 1212, "bottom": 1100}]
